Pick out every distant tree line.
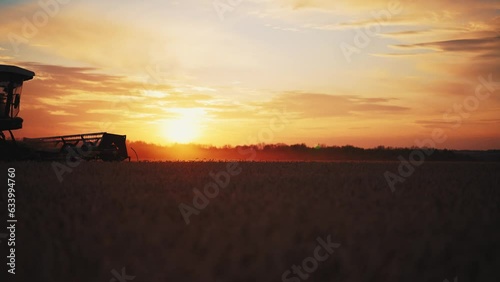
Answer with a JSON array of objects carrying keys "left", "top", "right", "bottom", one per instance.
[{"left": 127, "top": 141, "right": 500, "bottom": 162}]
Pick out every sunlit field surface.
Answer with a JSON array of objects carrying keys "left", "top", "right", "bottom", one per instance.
[{"left": 5, "top": 161, "right": 500, "bottom": 282}]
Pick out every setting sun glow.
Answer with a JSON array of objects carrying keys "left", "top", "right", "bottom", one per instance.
[{"left": 164, "top": 109, "right": 204, "bottom": 144}]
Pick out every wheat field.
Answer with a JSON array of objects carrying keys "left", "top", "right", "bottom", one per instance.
[{"left": 2, "top": 161, "right": 499, "bottom": 282}]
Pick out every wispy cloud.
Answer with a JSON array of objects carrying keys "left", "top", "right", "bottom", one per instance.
[
  {"left": 395, "top": 36, "right": 500, "bottom": 52},
  {"left": 258, "top": 92, "right": 409, "bottom": 119}
]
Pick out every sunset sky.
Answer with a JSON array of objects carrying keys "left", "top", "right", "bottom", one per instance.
[{"left": 1, "top": 0, "right": 499, "bottom": 149}]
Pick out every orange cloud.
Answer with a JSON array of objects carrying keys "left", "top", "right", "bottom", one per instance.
[{"left": 255, "top": 92, "right": 409, "bottom": 119}]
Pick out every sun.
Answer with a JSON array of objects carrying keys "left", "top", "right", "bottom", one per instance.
[
  {"left": 168, "top": 117, "right": 198, "bottom": 143},
  {"left": 164, "top": 109, "right": 204, "bottom": 144}
]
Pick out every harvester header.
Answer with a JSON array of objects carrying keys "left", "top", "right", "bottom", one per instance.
[{"left": 24, "top": 132, "right": 129, "bottom": 161}]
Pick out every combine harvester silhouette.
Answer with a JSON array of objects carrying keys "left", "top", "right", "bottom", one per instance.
[{"left": 0, "top": 64, "right": 129, "bottom": 161}]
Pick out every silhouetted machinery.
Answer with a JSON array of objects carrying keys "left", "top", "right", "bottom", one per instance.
[
  {"left": 0, "top": 65, "right": 32, "bottom": 140},
  {"left": 0, "top": 64, "right": 129, "bottom": 161}
]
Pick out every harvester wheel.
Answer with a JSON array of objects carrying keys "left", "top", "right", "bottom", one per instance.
[
  {"left": 80, "top": 142, "right": 95, "bottom": 154},
  {"left": 61, "top": 144, "right": 80, "bottom": 162},
  {"left": 100, "top": 151, "right": 120, "bottom": 162}
]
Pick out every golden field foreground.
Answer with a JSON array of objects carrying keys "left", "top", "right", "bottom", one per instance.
[{"left": 1, "top": 161, "right": 499, "bottom": 282}]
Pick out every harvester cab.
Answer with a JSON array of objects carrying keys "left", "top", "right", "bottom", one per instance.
[
  {"left": 0, "top": 64, "right": 130, "bottom": 161},
  {"left": 0, "top": 65, "right": 34, "bottom": 140}
]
